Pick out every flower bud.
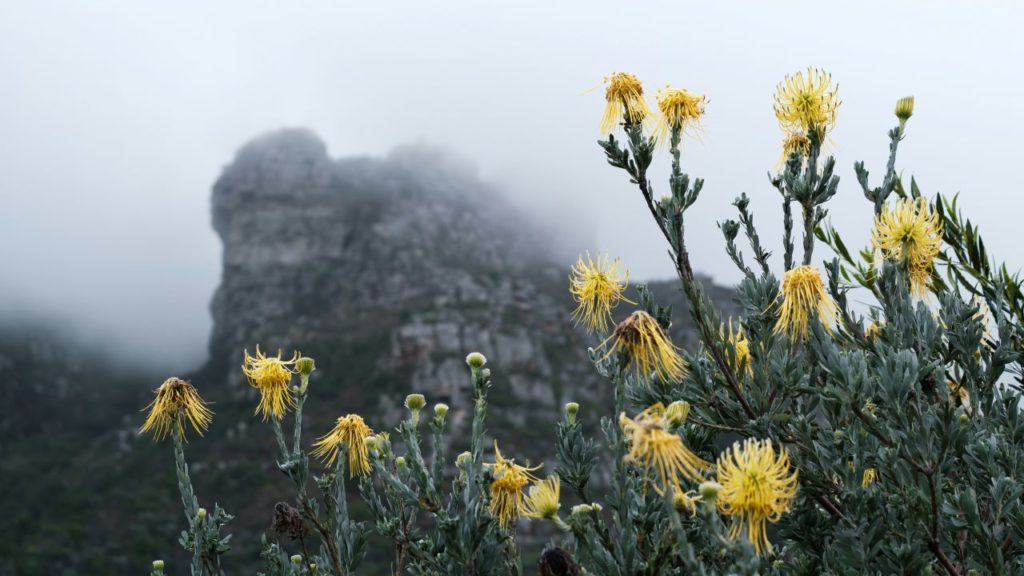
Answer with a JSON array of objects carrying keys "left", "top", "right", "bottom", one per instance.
[
  {"left": 894, "top": 96, "right": 914, "bottom": 122},
  {"left": 570, "top": 504, "right": 592, "bottom": 517},
  {"left": 564, "top": 402, "right": 579, "bottom": 423},
  {"left": 699, "top": 481, "right": 722, "bottom": 501},
  {"left": 833, "top": 430, "right": 845, "bottom": 442},
  {"left": 296, "top": 356, "right": 316, "bottom": 376},
  {"left": 395, "top": 456, "right": 407, "bottom": 469},
  {"left": 456, "top": 451, "right": 472, "bottom": 469},
  {"left": 665, "top": 400, "right": 690, "bottom": 428},
  {"left": 466, "top": 352, "right": 487, "bottom": 369},
  {"left": 959, "top": 411, "right": 969, "bottom": 426},
  {"left": 590, "top": 503, "right": 603, "bottom": 512},
  {"left": 480, "top": 368, "right": 491, "bottom": 380},
  {"left": 152, "top": 560, "right": 165, "bottom": 571},
  {"left": 310, "top": 564, "right": 318, "bottom": 574},
  {"left": 405, "top": 393, "right": 426, "bottom": 411},
  {"left": 197, "top": 508, "right": 207, "bottom": 521},
  {"left": 434, "top": 403, "right": 449, "bottom": 418},
  {"left": 364, "top": 435, "right": 380, "bottom": 453},
  {"left": 291, "top": 554, "right": 303, "bottom": 565}
]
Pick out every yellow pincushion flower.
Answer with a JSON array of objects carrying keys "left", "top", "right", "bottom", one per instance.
[
  {"left": 773, "top": 67, "right": 840, "bottom": 139},
  {"left": 523, "top": 476, "right": 561, "bottom": 520},
  {"left": 600, "top": 310, "right": 687, "bottom": 382},
  {"left": 620, "top": 403, "right": 711, "bottom": 495},
  {"left": 722, "top": 319, "right": 751, "bottom": 375},
  {"left": 654, "top": 86, "right": 706, "bottom": 144},
  {"left": 716, "top": 438, "right": 799, "bottom": 555},
  {"left": 140, "top": 377, "right": 214, "bottom": 441},
  {"left": 569, "top": 253, "right": 634, "bottom": 334},
  {"left": 487, "top": 441, "right": 541, "bottom": 527},
  {"left": 600, "top": 72, "right": 652, "bottom": 134},
  {"left": 311, "top": 414, "right": 374, "bottom": 477},
  {"left": 242, "top": 346, "right": 298, "bottom": 420},
  {"left": 872, "top": 197, "right": 943, "bottom": 297},
  {"left": 773, "top": 266, "right": 838, "bottom": 340},
  {"left": 861, "top": 468, "right": 878, "bottom": 488}
]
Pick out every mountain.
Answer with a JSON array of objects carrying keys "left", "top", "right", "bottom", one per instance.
[{"left": 1, "top": 129, "right": 737, "bottom": 575}]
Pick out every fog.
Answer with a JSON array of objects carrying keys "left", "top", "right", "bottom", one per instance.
[{"left": 1, "top": 1, "right": 1022, "bottom": 370}]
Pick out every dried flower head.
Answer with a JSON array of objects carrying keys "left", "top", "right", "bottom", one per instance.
[
  {"left": 773, "top": 265, "right": 838, "bottom": 340},
  {"left": 242, "top": 346, "right": 298, "bottom": 420},
  {"left": 523, "top": 476, "right": 561, "bottom": 520},
  {"left": 311, "top": 414, "right": 374, "bottom": 477},
  {"left": 569, "top": 253, "right": 633, "bottom": 334},
  {"left": 654, "top": 86, "right": 706, "bottom": 144},
  {"left": 774, "top": 67, "right": 840, "bottom": 139},
  {"left": 620, "top": 403, "right": 711, "bottom": 494},
  {"left": 600, "top": 72, "right": 652, "bottom": 134},
  {"left": 600, "top": 310, "right": 687, "bottom": 382},
  {"left": 139, "top": 377, "right": 213, "bottom": 441},
  {"left": 872, "top": 197, "right": 943, "bottom": 297},
  {"left": 716, "top": 438, "right": 799, "bottom": 555},
  {"left": 487, "top": 441, "right": 541, "bottom": 527}
]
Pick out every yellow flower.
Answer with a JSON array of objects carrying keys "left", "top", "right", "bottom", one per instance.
[
  {"left": 861, "top": 468, "right": 878, "bottom": 488},
  {"left": 773, "top": 67, "right": 840, "bottom": 139},
  {"left": 569, "top": 253, "right": 633, "bottom": 334},
  {"left": 773, "top": 266, "right": 838, "bottom": 340},
  {"left": 947, "top": 380, "right": 972, "bottom": 414},
  {"left": 778, "top": 132, "right": 811, "bottom": 168},
  {"left": 487, "top": 441, "right": 541, "bottom": 527},
  {"left": 139, "top": 377, "right": 214, "bottom": 441},
  {"left": 523, "top": 476, "right": 561, "bottom": 520},
  {"left": 311, "top": 414, "right": 374, "bottom": 477},
  {"left": 620, "top": 403, "right": 711, "bottom": 494},
  {"left": 673, "top": 490, "right": 700, "bottom": 516},
  {"left": 872, "top": 197, "right": 943, "bottom": 297},
  {"left": 600, "top": 310, "right": 687, "bottom": 382},
  {"left": 654, "top": 86, "right": 706, "bottom": 144},
  {"left": 242, "top": 346, "right": 298, "bottom": 420},
  {"left": 722, "top": 319, "right": 751, "bottom": 375},
  {"left": 864, "top": 320, "right": 885, "bottom": 340},
  {"left": 716, "top": 438, "right": 799, "bottom": 555},
  {"left": 600, "top": 72, "right": 652, "bottom": 134},
  {"left": 895, "top": 95, "right": 914, "bottom": 131}
]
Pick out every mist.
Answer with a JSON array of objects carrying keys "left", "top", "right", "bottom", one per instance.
[{"left": 1, "top": 0, "right": 1022, "bottom": 371}]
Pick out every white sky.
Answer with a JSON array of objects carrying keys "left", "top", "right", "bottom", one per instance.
[{"left": 1, "top": 0, "right": 1022, "bottom": 369}]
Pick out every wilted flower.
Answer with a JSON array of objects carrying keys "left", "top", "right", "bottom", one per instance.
[
  {"left": 773, "top": 265, "right": 838, "bottom": 340},
  {"left": 620, "top": 403, "right": 710, "bottom": 494},
  {"left": 778, "top": 132, "right": 811, "bottom": 168},
  {"left": 872, "top": 197, "right": 943, "bottom": 297},
  {"left": 600, "top": 72, "right": 652, "bottom": 134},
  {"left": 311, "top": 414, "right": 374, "bottom": 477},
  {"left": 654, "top": 86, "right": 706, "bottom": 144},
  {"left": 600, "top": 310, "right": 687, "bottom": 382},
  {"left": 716, "top": 438, "right": 799, "bottom": 555},
  {"left": 569, "top": 253, "right": 632, "bottom": 334},
  {"left": 242, "top": 346, "right": 298, "bottom": 420},
  {"left": 523, "top": 476, "right": 561, "bottom": 520},
  {"left": 487, "top": 441, "right": 541, "bottom": 527},
  {"left": 773, "top": 67, "right": 840, "bottom": 139},
  {"left": 139, "top": 377, "right": 214, "bottom": 441}
]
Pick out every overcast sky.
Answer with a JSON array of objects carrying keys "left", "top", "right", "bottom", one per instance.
[{"left": 1, "top": 1, "right": 1022, "bottom": 370}]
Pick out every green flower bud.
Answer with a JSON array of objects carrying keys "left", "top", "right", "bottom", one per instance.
[
  {"left": 456, "top": 451, "right": 472, "bottom": 469},
  {"left": 665, "top": 400, "right": 690, "bottom": 428},
  {"left": 565, "top": 402, "right": 580, "bottom": 423},
  {"left": 466, "top": 352, "right": 487, "bottom": 369},
  {"left": 590, "top": 503, "right": 602, "bottom": 512},
  {"left": 291, "top": 554, "right": 303, "bottom": 565},
  {"left": 959, "top": 411, "right": 969, "bottom": 426},
  {"left": 395, "top": 456, "right": 407, "bottom": 469},
  {"left": 405, "top": 393, "right": 426, "bottom": 411},
  {"left": 570, "top": 504, "right": 592, "bottom": 517},
  {"left": 196, "top": 508, "right": 207, "bottom": 521},
  {"left": 833, "top": 430, "right": 845, "bottom": 442},
  {"left": 895, "top": 96, "right": 914, "bottom": 122},
  {"left": 434, "top": 403, "right": 449, "bottom": 418},
  {"left": 310, "top": 564, "right": 317, "bottom": 574},
  {"left": 480, "top": 368, "right": 491, "bottom": 380},
  {"left": 364, "top": 435, "right": 380, "bottom": 453},
  {"left": 152, "top": 560, "right": 165, "bottom": 571},
  {"left": 699, "top": 481, "right": 722, "bottom": 501},
  {"left": 296, "top": 356, "right": 316, "bottom": 376}
]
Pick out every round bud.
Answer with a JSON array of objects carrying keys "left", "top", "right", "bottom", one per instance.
[
  {"left": 395, "top": 456, "right": 407, "bottom": 469},
  {"left": 665, "top": 401, "right": 690, "bottom": 428},
  {"left": 456, "top": 451, "right": 472, "bottom": 469},
  {"left": 434, "top": 403, "right": 450, "bottom": 418},
  {"left": 296, "top": 356, "right": 316, "bottom": 376},
  {"left": 153, "top": 560, "right": 165, "bottom": 571},
  {"left": 364, "top": 435, "right": 380, "bottom": 453},
  {"left": 480, "top": 368, "right": 491, "bottom": 380},
  {"left": 699, "top": 481, "right": 722, "bottom": 501},
  {"left": 590, "top": 503, "right": 603, "bottom": 512},
  {"left": 466, "top": 352, "right": 487, "bottom": 369},
  {"left": 570, "top": 504, "right": 592, "bottom": 517},
  {"left": 894, "top": 96, "right": 914, "bottom": 122},
  {"left": 564, "top": 402, "right": 580, "bottom": 420},
  {"left": 310, "top": 564, "right": 318, "bottom": 574},
  {"left": 197, "top": 508, "right": 207, "bottom": 521},
  {"left": 291, "top": 554, "right": 303, "bottom": 565},
  {"left": 404, "top": 393, "right": 426, "bottom": 412}
]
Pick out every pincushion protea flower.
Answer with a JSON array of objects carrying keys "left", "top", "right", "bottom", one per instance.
[
  {"left": 773, "top": 265, "right": 838, "bottom": 340},
  {"left": 242, "top": 346, "right": 298, "bottom": 420},
  {"left": 600, "top": 72, "right": 652, "bottom": 134},
  {"left": 140, "top": 377, "right": 213, "bottom": 441},
  {"left": 872, "top": 197, "right": 943, "bottom": 297},
  {"left": 487, "top": 441, "right": 541, "bottom": 527},
  {"left": 654, "top": 86, "right": 705, "bottom": 144},
  {"left": 523, "top": 476, "right": 561, "bottom": 520},
  {"left": 774, "top": 67, "right": 840, "bottom": 139},
  {"left": 716, "top": 438, "right": 798, "bottom": 555},
  {"left": 569, "top": 253, "right": 633, "bottom": 334},
  {"left": 620, "top": 403, "right": 710, "bottom": 495},
  {"left": 600, "top": 310, "right": 687, "bottom": 382},
  {"left": 311, "top": 414, "right": 374, "bottom": 477}
]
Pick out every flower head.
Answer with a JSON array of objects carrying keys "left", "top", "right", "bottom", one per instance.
[
  {"left": 654, "top": 86, "right": 706, "bottom": 144},
  {"left": 673, "top": 490, "right": 700, "bottom": 515},
  {"left": 600, "top": 310, "right": 687, "bottom": 382},
  {"left": 600, "top": 72, "right": 652, "bottom": 134},
  {"left": 773, "top": 265, "right": 838, "bottom": 340},
  {"left": 774, "top": 68, "right": 840, "bottom": 139},
  {"left": 872, "top": 197, "right": 943, "bottom": 297},
  {"left": 569, "top": 253, "right": 633, "bottom": 334},
  {"left": 140, "top": 377, "right": 213, "bottom": 441},
  {"left": 311, "top": 414, "right": 374, "bottom": 477},
  {"left": 778, "top": 132, "right": 812, "bottom": 168},
  {"left": 620, "top": 403, "right": 711, "bottom": 494},
  {"left": 722, "top": 319, "right": 751, "bottom": 375},
  {"left": 487, "top": 441, "right": 541, "bottom": 527},
  {"left": 523, "top": 476, "right": 561, "bottom": 520},
  {"left": 861, "top": 468, "right": 878, "bottom": 488},
  {"left": 716, "top": 438, "right": 799, "bottom": 555},
  {"left": 242, "top": 346, "right": 298, "bottom": 420}
]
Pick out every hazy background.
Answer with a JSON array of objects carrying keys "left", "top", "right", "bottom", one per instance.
[{"left": 1, "top": 0, "right": 1022, "bottom": 371}]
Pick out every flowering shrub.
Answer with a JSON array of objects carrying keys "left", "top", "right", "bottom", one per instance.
[{"left": 142, "top": 69, "right": 1024, "bottom": 575}]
